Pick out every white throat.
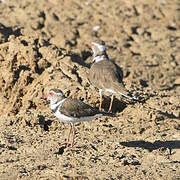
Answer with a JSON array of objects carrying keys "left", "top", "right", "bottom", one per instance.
[
  {"left": 93, "top": 43, "right": 106, "bottom": 52},
  {"left": 93, "top": 56, "right": 106, "bottom": 63},
  {"left": 50, "top": 98, "right": 66, "bottom": 112}
]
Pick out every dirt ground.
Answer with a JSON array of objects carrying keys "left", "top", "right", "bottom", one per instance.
[{"left": 0, "top": 0, "right": 180, "bottom": 179}]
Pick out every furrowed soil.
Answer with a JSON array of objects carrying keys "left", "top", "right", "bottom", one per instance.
[{"left": 0, "top": 0, "right": 179, "bottom": 179}]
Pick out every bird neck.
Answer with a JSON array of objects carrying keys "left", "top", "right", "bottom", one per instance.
[
  {"left": 50, "top": 98, "right": 66, "bottom": 113},
  {"left": 93, "top": 54, "right": 109, "bottom": 63}
]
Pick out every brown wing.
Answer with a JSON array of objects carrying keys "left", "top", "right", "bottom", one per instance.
[
  {"left": 60, "top": 98, "right": 100, "bottom": 118},
  {"left": 89, "top": 60, "right": 129, "bottom": 95}
]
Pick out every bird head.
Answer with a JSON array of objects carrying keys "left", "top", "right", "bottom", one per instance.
[
  {"left": 44, "top": 89, "right": 65, "bottom": 104},
  {"left": 91, "top": 40, "right": 106, "bottom": 57}
]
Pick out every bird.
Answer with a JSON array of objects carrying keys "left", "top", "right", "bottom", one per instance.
[
  {"left": 88, "top": 40, "right": 137, "bottom": 112},
  {"left": 44, "top": 88, "right": 103, "bottom": 147}
]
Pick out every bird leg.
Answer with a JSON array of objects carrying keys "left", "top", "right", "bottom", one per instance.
[
  {"left": 99, "top": 89, "right": 103, "bottom": 111},
  {"left": 65, "top": 124, "right": 72, "bottom": 147},
  {"left": 71, "top": 123, "right": 75, "bottom": 147},
  {"left": 108, "top": 94, "right": 114, "bottom": 112}
]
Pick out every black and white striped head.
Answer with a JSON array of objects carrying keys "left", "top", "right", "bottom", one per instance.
[
  {"left": 45, "top": 89, "right": 65, "bottom": 103},
  {"left": 91, "top": 40, "right": 107, "bottom": 57}
]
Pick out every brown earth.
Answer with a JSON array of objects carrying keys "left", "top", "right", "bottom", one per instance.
[{"left": 0, "top": 0, "right": 180, "bottom": 179}]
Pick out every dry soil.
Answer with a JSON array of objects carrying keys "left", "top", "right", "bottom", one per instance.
[{"left": 0, "top": 0, "right": 180, "bottom": 179}]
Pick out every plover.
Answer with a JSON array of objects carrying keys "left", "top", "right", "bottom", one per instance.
[
  {"left": 89, "top": 40, "right": 137, "bottom": 112},
  {"left": 44, "top": 88, "right": 103, "bottom": 147}
]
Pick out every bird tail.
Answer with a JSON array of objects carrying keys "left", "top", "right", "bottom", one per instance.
[
  {"left": 118, "top": 91, "right": 138, "bottom": 102},
  {"left": 112, "top": 83, "right": 138, "bottom": 102}
]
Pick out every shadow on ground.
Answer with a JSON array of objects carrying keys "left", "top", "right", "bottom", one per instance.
[
  {"left": 120, "top": 140, "right": 180, "bottom": 153},
  {"left": 68, "top": 50, "right": 92, "bottom": 68},
  {"left": 0, "top": 23, "right": 22, "bottom": 40},
  {"left": 102, "top": 96, "right": 127, "bottom": 113}
]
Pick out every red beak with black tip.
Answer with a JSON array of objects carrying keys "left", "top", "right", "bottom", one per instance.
[{"left": 42, "top": 93, "right": 48, "bottom": 100}]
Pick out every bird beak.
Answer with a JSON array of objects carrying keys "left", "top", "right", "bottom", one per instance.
[
  {"left": 91, "top": 42, "right": 95, "bottom": 50},
  {"left": 42, "top": 93, "right": 48, "bottom": 100}
]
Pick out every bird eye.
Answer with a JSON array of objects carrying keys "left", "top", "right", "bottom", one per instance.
[
  {"left": 91, "top": 43, "right": 95, "bottom": 48},
  {"left": 49, "top": 92, "right": 53, "bottom": 96}
]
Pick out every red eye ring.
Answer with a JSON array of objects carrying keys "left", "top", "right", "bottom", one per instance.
[
  {"left": 49, "top": 92, "right": 53, "bottom": 96},
  {"left": 91, "top": 44, "right": 94, "bottom": 50}
]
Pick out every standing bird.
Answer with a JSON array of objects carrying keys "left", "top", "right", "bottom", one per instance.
[
  {"left": 89, "top": 41, "right": 137, "bottom": 112},
  {"left": 44, "top": 89, "right": 103, "bottom": 147}
]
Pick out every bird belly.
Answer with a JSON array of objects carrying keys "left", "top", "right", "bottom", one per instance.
[
  {"left": 105, "top": 88, "right": 116, "bottom": 94},
  {"left": 77, "top": 114, "right": 102, "bottom": 122},
  {"left": 54, "top": 111, "right": 102, "bottom": 123},
  {"left": 54, "top": 111, "right": 74, "bottom": 123}
]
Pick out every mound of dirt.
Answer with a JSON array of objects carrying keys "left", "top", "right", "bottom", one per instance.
[{"left": 0, "top": 34, "right": 97, "bottom": 116}]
